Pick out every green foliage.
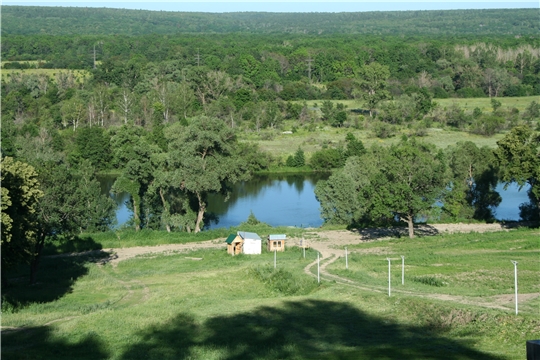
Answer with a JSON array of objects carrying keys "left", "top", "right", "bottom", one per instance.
[
  {"left": 412, "top": 276, "right": 446, "bottom": 287},
  {"left": 0, "top": 157, "right": 43, "bottom": 280},
  {"left": 310, "top": 148, "right": 344, "bottom": 170},
  {"left": 166, "top": 116, "right": 252, "bottom": 232},
  {"left": 444, "top": 141, "right": 501, "bottom": 222},
  {"left": 286, "top": 147, "right": 306, "bottom": 168},
  {"left": 243, "top": 211, "right": 262, "bottom": 226},
  {"left": 494, "top": 126, "right": 540, "bottom": 219},
  {"left": 3, "top": 7, "right": 537, "bottom": 36},
  {"left": 73, "top": 127, "right": 111, "bottom": 170},
  {"left": 354, "top": 62, "right": 390, "bottom": 116}
]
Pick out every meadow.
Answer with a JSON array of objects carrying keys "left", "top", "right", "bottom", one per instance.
[
  {"left": 1, "top": 68, "right": 92, "bottom": 83},
  {"left": 2, "top": 227, "right": 538, "bottom": 359}
]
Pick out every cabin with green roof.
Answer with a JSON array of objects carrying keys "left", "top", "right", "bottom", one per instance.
[{"left": 226, "top": 234, "right": 243, "bottom": 255}]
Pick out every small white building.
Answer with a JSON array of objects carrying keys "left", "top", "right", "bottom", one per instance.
[{"left": 237, "top": 231, "right": 262, "bottom": 255}]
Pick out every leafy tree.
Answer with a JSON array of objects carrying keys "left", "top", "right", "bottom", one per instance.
[
  {"left": 317, "top": 139, "right": 447, "bottom": 237},
  {"left": 166, "top": 116, "right": 251, "bottom": 232},
  {"left": 1, "top": 157, "right": 43, "bottom": 285},
  {"left": 344, "top": 132, "right": 366, "bottom": 158},
  {"left": 444, "top": 141, "right": 501, "bottom": 221},
  {"left": 315, "top": 155, "right": 381, "bottom": 225},
  {"left": 494, "top": 126, "right": 540, "bottom": 220},
  {"left": 286, "top": 147, "right": 305, "bottom": 168},
  {"left": 367, "top": 139, "right": 447, "bottom": 238},
  {"left": 310, "top": 148, "right": 345, "bottom": 170},
  {"left": 73, "top": 126, "right": 112, "bottom": 170},
  {"left": 110, "top": 125, "right": 161, "bottom": 231},
  {"left": 30, "top": 160, "right": 114, "bottom": 283},
  {"left": 353, "top": 62, "right": 390, "bottom": 117}
]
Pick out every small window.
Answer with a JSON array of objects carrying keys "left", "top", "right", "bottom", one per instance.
[{"left": 278, "top": 241, "right": 281, "bottom": 247}]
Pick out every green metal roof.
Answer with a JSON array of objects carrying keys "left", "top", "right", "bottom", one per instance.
[{"left": 225, "top": 234, "right": 237, "bottom": 244}]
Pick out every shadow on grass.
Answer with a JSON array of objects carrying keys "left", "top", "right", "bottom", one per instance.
[
  {"left": 2, "top": 250, "right": 110, "bottom": 311},
  {"left": 353, "top": 224, "right": 440, "bottom": 240},
  {"left": 1, "top": 324, "right": 109, "bottom": 360},
  {"left": 43, "top": 235, "right": 103, "bottom": 256},
  {"left": 121, "top": 300, "right": 502, "bottom": 360}
]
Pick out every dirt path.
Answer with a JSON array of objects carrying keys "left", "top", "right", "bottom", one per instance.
[{"left": 299, "top": 224, "right": 539, "bottom": 311}]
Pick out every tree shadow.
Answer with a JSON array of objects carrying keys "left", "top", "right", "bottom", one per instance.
[
  {"left": 1, "top": 324, "right": 109, "bottom": 360},
  {"left": 43, "top": 235, "right": 104, "bottom": 256},
  {"left": 2, "top": 250, "right": 110, "bottom": 310},
  {"left": 352, "top": 224, "right": 440, "bottom": 240},
  {"left": 120, "top": 299, "right": 502, "bottom": 360}
]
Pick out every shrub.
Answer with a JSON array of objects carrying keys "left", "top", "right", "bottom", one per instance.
[
  {"left": 371, "top": 121, "right": 396, "bottom": 139},
  {"left": 412, "top": 276, "right": 446, "bottom": 287},
  {"left": 249, "top": 266, "right": 318, "bottom": 296}
]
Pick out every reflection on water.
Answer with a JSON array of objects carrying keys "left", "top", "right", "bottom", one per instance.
[
  {"left": 206, "top": 173, "right": 329, "bottom": 229},
  {"left": 99, "top": 173, "right": 532, "bottom": 229},
  {"left": 97, "top": 175, "right": 132, "bottom": 227}
]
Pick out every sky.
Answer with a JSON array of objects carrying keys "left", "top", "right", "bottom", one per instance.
[{"left": 2, "top": 1, "right": 538, "bottom": 13}]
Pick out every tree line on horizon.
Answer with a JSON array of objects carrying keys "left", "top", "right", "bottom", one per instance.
[{"left": 2, "top": 6, "right": 538, "bottom": 36}]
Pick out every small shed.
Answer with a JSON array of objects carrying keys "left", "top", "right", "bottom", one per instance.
[
  {"left": 238, "top": 231, "right": 262, "bottom": 255},
  {"left": 226, "top": 234, "right": 243, "bottom": 256},
  {"left": 267, "top": 234, "right": 286, "bottom": 252}
]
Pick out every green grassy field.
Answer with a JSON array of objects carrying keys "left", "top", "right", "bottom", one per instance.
[
  {"left": 243, "top": 123, "right": 505, "bottom": 158},
  {"left": 302, "top": 96, "right": 539, "bottom": 113},
  {"left": 1, "top": 68, "right": 91, "bottom": 82},
  {"left": 2, "top": 228, "right": 538, "bottom": 359}
]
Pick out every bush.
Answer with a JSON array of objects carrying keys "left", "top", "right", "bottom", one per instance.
[
  {"left": 310, "top": 148, "right": 345, "bottom": 170},
  {"left": 249, "top": 266, "right": 318, "bottom": 296},
  {"left": 412, "top": 276, "right": 446, "bottom": 287},
  {"left": 371, "top": 121, "right": 396, "bottom": 139}
]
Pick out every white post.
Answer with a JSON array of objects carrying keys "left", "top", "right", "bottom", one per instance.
[
  {"left": 345, "top": 247, "right": 348, "bottom": 269},
  {"left": 511, "top": 260, "right": 518, "bottom": 315},
  {"left": 317, "top": 252, "right": 320, "bottom": 283},
  {"left": 401, "top": 255, "right": 405, "bottom": 285},
  {"left": 274, "top": 249, "right": 277, "bottom": 269},
  {"left": 387, "top": 258, "right": 391, "bottom": 297}
]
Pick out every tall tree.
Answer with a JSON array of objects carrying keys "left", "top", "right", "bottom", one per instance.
[
  {"left": 353, "top": 62, "right": 390, "bottom": 117},
  {"left": 166, "top": 116, "right": 251, "bottom": 232},
  {"left": 30, "top": 160, "right": 114, "bottom": 283},
  {"left": 367, "top": 139, "right": 447, "bottom": 238},
  {"left": 110, "top": 125, "right": 161, "bottom": 231},
  {"left": 494, "top": 126, "right": 540, "bottom": 219},
  {"left": 1, "top": 157, "right": 43, "bottom": 285},
  {"left": 445, "top": 141, "right": 501, "bottom": 221}
]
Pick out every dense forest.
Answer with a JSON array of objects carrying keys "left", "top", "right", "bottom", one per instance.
[
  {"left": 2, "top": 7, "right": 538, "bottom": 36},
  {"left": 1, "top": 6, "right": 539, "bottom": 283}
]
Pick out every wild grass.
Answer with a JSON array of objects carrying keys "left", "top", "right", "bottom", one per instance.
[
  {"left": 1, "top": 68, "right": 91, "bottom": 82},
  {"left": 328, "top": 227, "right": 540, "bottom": 298},
  {"left": 2, "top": 229, "right": 539, "bottom": 359}
]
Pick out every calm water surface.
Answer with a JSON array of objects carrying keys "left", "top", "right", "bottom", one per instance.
[{"left": 99, "top": 174, "right": 531, "bottom": 229}]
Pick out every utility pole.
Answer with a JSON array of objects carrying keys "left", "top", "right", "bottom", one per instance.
[
  {"left": 93, "top": 41, "right": 103, "bottom": 69},
  {"left": 195, "top": 48, "right": 201, "bottom": 67},
  {"left": 306, "top": 57, "right": 313, "bottom": 83}
]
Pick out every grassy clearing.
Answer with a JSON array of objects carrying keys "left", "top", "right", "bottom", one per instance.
[
  {"left": 2, "top": 229, "right": 539, "bottom": 359},
  {"left": 436, "top": 96, "right": 539, "bottom": 113},
  {"left": 300, "top": 96, "right": 539, "bottom": 113},
  {"left": 328, "top": 228, "right": 539, "bottom": 299},
  {"left": 242, "top": 124, "right": 504, "bottom": 157},
  {"left": 1, "top": 68, "right": 91, "bottom": 82}
]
